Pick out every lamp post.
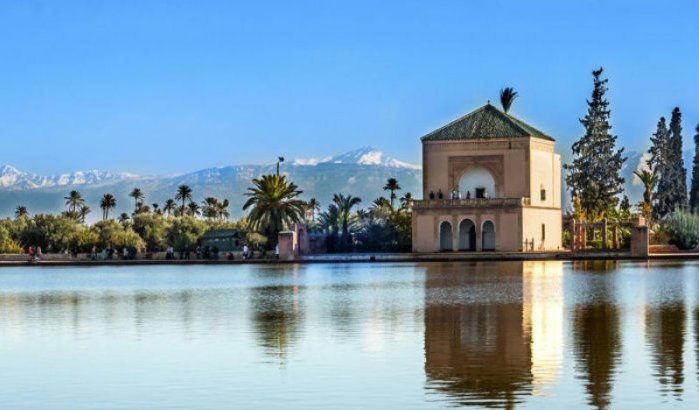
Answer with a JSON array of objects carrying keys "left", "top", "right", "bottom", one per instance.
[{"left": 276, "top": 156, "right": 285, "bottom": 176}]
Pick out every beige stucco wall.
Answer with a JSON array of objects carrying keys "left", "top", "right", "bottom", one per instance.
[
  {"left": 529, "top": 141, "right": 561, "bottom": 208},
  {"left": 521, "top": 207, "right": 563, "bottom": 251},
  {"left": 412, "top": 208, "right": 524, "bottom": 252},
  {"left": 422, "top": 139, "right": 529, "bottom": 199}
]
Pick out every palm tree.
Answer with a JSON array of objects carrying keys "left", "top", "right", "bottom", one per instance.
[
  {"left": 332, "top": 193, "right": 362, "bottom": 239},
  {"left": 634, "top": 168, "right": 658, "bottom": 223},
  {"left": 187, "top": 202, "right": 200, "bottom": 217},
  {"left": 152, "top": 203, "right": 161, "bottom": 214},
  {"left": 400, "top": 192, "right": 413, "bottom": 211},
  {"left": 15, "top": 206, "right": 28, "bottom": 219},
  {"left": 319, "top": 204, "right": 340, "bottom": 234},
  {"left": 202, "top": 197, "right": 219, "bottom": 219},
  {"left": 243, "top": 174, "right": 305, "bottom": 248},
  {"left": 305, "top": 198, "right": 320, "bottom": 222},
  {"left": 64, "top": 190, "right": 85, "bottom": 213},
  {"left": 164, "top": 199, "right": 176, "bottom": 216},
  {"left": 499, "top": 87, "right": 518, "bottom": 113},
  {"left": 217, "top": 199, "right": 230, "bottom": 220},
  {"left": 129, "top": 188, "right": 144, "bottom": 213},
  {"left": 100, "top": 193, "right": 117, "bottom": 220},
  {"left": 78, "top": 205, "right": 91, "bottom": 224},
  {"left": 175, "top": 185, "right": 193, "bottom": 213},
  {"left": 383, "top": 178, "right": 401, "bottom": 209},
  {"left": 118, "top": 212, "right": 130, "bottom": 225}
]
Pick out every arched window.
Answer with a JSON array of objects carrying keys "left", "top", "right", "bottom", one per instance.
[{"left": 459, "top": 167, "right": 496, "bottom": 199}]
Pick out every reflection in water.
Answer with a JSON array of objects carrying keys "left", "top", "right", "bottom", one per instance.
[
  {"left": 423, "top": 261, "right": 565, "bottom": 408},
  {"left": 249, "top": 270, "right": 304, "bottom": 362},
  {"left": 645, "top": 302, "right": 685, "bottom": 398},
  {"left": 522, "top": 261, "right": 564, "bottom": 394},
  {"left": 571, "top": 261, "right": 622, "bottom": 410}
]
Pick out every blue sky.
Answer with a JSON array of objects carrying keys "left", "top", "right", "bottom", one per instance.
[{"left": 0, "top": 0, "right": 697, "bottom": 174}]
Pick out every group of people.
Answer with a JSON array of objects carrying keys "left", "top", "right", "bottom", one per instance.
[
  {"left": 26, "top": 245, "right": 42, "bottom": 263},
  {"left": 90, "top": 246, "right": 138, "bottom": 261}
]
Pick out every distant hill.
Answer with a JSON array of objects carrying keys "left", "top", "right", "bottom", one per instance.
[
  {"left": 0, "top": 147, "right": 422, "bottom": 222},
  {"left": 1, "top": 146, "right": 694, "bottom": 222}
]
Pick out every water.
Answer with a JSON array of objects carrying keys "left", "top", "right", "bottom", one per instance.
[{"left": 1, "top": 260, "right": 698, "bottom": 409}]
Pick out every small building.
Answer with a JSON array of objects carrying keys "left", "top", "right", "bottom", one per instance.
[
  {"left": 200, "top": 229, "right": 241, "bottom": 252},
  {"left": 412, "top": 103, "right": 562, "bottom": 252}
]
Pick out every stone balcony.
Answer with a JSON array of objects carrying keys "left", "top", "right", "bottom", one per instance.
[{"left": 412, "top": 197, "right": 531, "bottom": 209}]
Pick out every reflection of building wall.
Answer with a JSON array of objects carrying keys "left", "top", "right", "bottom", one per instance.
[
  {"left": 424, "top": 261, "right": 533, "bottom": 407},
  {"left": 522, "top": 261, "right": 564, "bottom": 393}
]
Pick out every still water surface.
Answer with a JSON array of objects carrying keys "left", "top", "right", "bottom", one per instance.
[{"left": 1, "top": 260, "right": 699, "bottom": 409}]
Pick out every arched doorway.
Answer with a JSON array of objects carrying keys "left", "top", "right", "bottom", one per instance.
[
  {"left": 482, "top": 220, "right": 496, "bottom": 251},
  {"left": 439, "top": 221, "right": 453, "bottom": 251},
  {"left": 458, "top": 219, "right": 476, "bottom": 251}
]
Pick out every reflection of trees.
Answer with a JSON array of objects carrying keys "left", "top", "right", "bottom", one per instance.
[
  {"left": 645, "top": 302, "right": 685, "bottom": 398},
  {"left": 250, "top": 285, "right": 303, "bottom": 362},
  {"left": 424, "top": 261, "right": 532, "bottom": 408},
  {"left": 571, "top": 258, "right": 621, "bottom": 410}
]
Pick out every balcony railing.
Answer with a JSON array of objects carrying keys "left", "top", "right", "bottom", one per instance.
[{"left": 413, "top": 197, "right": 530, "bottom": 209}]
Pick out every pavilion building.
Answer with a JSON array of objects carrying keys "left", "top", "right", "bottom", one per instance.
[{"left": 412, "top": 103, "right": 562, "bottom": 252}]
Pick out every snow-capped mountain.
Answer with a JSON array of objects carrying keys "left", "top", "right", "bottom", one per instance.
[
  {"left": 0, "top": 164, "right": 140, "bottom": 190},
  {"left": 0, "top": 147, "right": 423, "bottom": 221},
  {"left": 292, "top": 146, "right": 421, "bottom": 169}
]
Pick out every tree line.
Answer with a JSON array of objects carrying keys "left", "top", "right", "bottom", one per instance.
[{"left": 566, "top": 67, "right": 699, "bottom": 248}]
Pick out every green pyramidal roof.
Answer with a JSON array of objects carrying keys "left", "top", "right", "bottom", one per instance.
[{"left": 421, "top": 103, "right": 554, "bottom": 142}]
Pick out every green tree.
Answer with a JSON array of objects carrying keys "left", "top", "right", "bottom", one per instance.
[
  {"left": 383, "top": 178, "right": 401, "bottom": 209},
  {"left": 19, "top": 214, "right": 81, "bottom": 252},
  {"left": 118, "top": 212, "right": 131, "bottom": 226},
  {"left": 100, "top": 194, "right": 117, "bottom": 220},
  {"left": 667, "top": 107, "right": 688, "bottom": 210},
  {"left": 15, "top": 206, "right": 28, "bottom": 219},
  {"left": 187, "top": 201, "right": 200, "bottom": 217},
  {"left": 175, "top": 185, "right": 193, "bottom": 213},
  {"left": 166, "top": 216, "right": 207, "bottom": 254},
  {"left": 64, "top": 190, "right": 85, "bottom": 214},
  {"left": 305, "top": 198, "right": 320, "bottom": 222},
  {"left": 499, "top": 87, "right": 518, "bottom": 113},
  {"left": 243, "top": 174, "right": 304, "bottom": 248},
  {"left": 78, "top": 205, "right": 91, "bottom": 224},
  {"left": 92, "top": 219, "right": 144, "bottom": 250},
  {"left": 164, "top": 199, "right": 176, "bottom": 216},
  {"left": 332, "top": 193, "right": 361, "bottom": 244},
  {"left": 649, "top": 117, "right": 672, "bottom": 218},
  {"left": 690, "top": 125, "right": 699, "bottom": 212},
  {"left": 634, "top": 168, "right": 658, "bottom": 224},
  {"left": 564, "top": 68, "right": 626, "bottom": 221},
  {"left": 129, "top": 188, "right": 145, "bottom": 213},
  {"left": 400, "top": 192, "right": 413, "bottom": 211},
  {"left": 132, "top": 213, "right": 170, "bottom": 251}
]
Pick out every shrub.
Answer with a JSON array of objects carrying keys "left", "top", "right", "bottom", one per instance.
[{"left": 664, "top": 211, "right": 699, "bottom": 250}]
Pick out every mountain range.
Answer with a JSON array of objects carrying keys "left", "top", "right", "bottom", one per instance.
[
  {"left": 0, "top": 147, "right": 422, "bottom": 222},
  {"left": 0, "top": 146, "right": 693, "bottom": 222}
]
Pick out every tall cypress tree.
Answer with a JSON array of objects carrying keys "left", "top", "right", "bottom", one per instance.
[
  {"left": 690, "top": 124, "right": 699, "bottom": 212},
  {"left": 667, "top": 107, "right": 688, "bottom": 210},
  {"left": 649, "top": 117, "right": 672, "bottom": 218},
  {"left": 564, "top": 68, "right": 626, "bottom": 221}
]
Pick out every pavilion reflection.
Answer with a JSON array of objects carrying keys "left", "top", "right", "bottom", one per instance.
[
  {"left": 570, "top": 260, "right": 622, "bottom": 410},
  {"left": 423, "top": 261, "right": 564, "bottom": 408}
]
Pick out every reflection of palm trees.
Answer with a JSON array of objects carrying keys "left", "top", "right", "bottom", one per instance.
[
  {"left": 646, "top": 303, "right": 685, "bottom": 398},
  {"left": 423, "top": 261, "right": 532, "bottom": 408},
  {"left": 571, "top": 261, "right": 621, "bottom": 410},
  {"left": 249, "top": 281, "right": 303, "bottom": 362}
]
